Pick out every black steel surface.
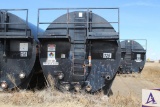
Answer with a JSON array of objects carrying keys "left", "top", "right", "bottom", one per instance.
[
  {"left": 0, "top": 9, "right": 37, "bottom": 90},
  {"left": 38, "top": 8, "right": 121, "bottom": 94},
  {"left": 118, "top": 40, "right": 146, "bottom": 73}
]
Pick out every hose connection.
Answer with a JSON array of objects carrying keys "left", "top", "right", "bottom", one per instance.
[
  {"left": 88, "top": 56, "right": 92, "bottom": 67},
  {"left": 85, "top": 84, "right": 92, "bottom": 92},
  {"left": 139, "top": 67, "right": 143, "bottom": 70},
  {"left": 19, "top": 72, "right": 26, "bottom": 79},
  {"left": 1, "top": 81, "right": 8, "bottom": 89},
  {"left": 64, "top": 84, "right": 70, "bottom": 91},
  {"left": 105, "top": 75, "right": 111, "bottom": 80},
  {"left": 58, "top": 72, "right": 64, "bottom": 80},
  {"left": 74, "top": 84, "right": 81, "bottom": 92}
]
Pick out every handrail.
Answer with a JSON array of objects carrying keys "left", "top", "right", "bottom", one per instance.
[
  {"left": 37, "top": 8, "right": 119, "bottom": 37},
  {"left": 120, "top": 39, "right": 147, "bottom": 51},
  {"left": 0, "top": 9, "right": 29, "bottom": 37}
]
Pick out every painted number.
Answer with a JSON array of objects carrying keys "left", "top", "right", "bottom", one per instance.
[
  {"left": 20, "top": 52, "right": 27, "bottom": 57},
  {"left": 103, "top": 53, "right": 112, "bottom": 58}
]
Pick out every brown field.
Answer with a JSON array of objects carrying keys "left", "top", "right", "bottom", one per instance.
[{"left": 0, "top": 62, "right": 159, "bottom": 107}]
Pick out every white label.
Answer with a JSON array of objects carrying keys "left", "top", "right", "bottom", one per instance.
[
  {"left": 48, "top": 52, "right": 55, "bottom": 60},
  {"left": 43, "top": 60, "right": 59, "bottom": 65},
  {"left": 20, "top": 52, "right": 27, "bottom": 57},
  {"left": 142, "top": 89, "right": 160, "bottom": 107},
  {"left": 79, "top": 12, "right": 83, "bottom": 17},
  {"left": 20, "top": 43, "right": 28, "bottom": 51},
  {"left": 103, "top": 53, "right": 112, "bottom": 58},
  {"left": 135, "top": 54, "right": 142, "bottom": 62},
  {"left": 48, "top": 44, "right": 55, "bottom": 51},
  {"left": 137, "top": 54, "right": 141, "bottom": 58},
  {"left": 61, "top": 54, "right": 66, "bottom": 58}
]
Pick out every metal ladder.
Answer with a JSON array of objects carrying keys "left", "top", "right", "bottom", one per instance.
[
  {"left": 0, "top": 12, "right": 8, "bottom": 33},
  {"left": 0, "top": 12, "right": 8, "bottom": 57},
  {"left": 72, "top": 12, "right": 86, "bottom": 82},
  {"left": 125, "top": 41, "right": 132, "bottom": 72}
]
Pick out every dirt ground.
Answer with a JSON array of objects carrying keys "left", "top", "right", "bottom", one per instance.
[
  {"left": 111, "top": 62, "right": 160, "bottom": 106},
  {"left": 0, "top": 62, "right": 159, "bottom": 107}
]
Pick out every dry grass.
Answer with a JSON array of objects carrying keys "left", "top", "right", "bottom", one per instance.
[
  {"left": 0, "top": 62, "right": 159, "bottom": 107},
  {"left": 0, "top": 88, "right": 109, "bottom": 107},
  {"left": 142, "top": 62, "right": 160, "bottom": 77},
  {"left": 109, "top": 92, "right": 141, "bottom": 107},
  {"left": 141, "top": 62, "right": 160, "bottom": 84},
  {"left": 0, "top": 88, "right": 142, "bottom": 107},
  {"left": 7, "top": 74, "right": 20, "bottom": 90},
  {"left": 47, "top": 73, "right": 55, "bottom": 87}
]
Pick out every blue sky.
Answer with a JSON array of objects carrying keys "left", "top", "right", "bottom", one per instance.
[{"left": 1, "top": 0, "right": 160, "bottom": 60}]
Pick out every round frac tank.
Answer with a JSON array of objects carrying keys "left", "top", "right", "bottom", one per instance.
[
  {"left": 38, "top": 10, "right": 121, "bottom": 93},
  {"left": 118, "top": 40, "right": 146, "bottom": 73},
  {"left": 0, "top": 10, "right": 37, "bottom": 90}
]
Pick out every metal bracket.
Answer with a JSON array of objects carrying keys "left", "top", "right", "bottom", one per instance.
[
  {"left": 37, "top": 8, "right": 120, "bottom": 38},
  {"left": 0, "top": 9, "right": 30, "bottom": 38}
]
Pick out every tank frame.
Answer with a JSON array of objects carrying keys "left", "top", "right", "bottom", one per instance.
[
  {"left": 37, "top": 8, "right": 120, "bottom": 94},
  {"left": 37, "top": 8, "right": 120, "bottom": 37},
  {"left": 0, "top": 9, "right": 29, "bottom": 38},
  {"left": 118, "top": 39, "right": 147, "bottom": 74},
  {"left": 0, "top": 9, "right": 36, "bottom": 90}
]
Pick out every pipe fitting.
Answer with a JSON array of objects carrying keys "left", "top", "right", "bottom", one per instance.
[
  {"left": 1, "top": 81, "right": 8, "bottom": 89},
  {"left": 74, "top": 84, "right": 81, "bottom": 92},
  {"left": 85, "top": 84, "right": 92, "bottom": 92},
  {"left": 105, "top": 75, "right": 111, "bottom": 80},
  {"left": 64, "top": 84, "right": 70, "bottom": 91},
  {"left": 58, "top": 72, "right": 64, "bottom": 80}
]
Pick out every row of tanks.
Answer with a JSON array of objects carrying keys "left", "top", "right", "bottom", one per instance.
[
  {"left": 0, "top": 8, "right": 146, "bottom": 94},
  {"left": 118, "top": 40, "right": 146, "bottom": 74}
]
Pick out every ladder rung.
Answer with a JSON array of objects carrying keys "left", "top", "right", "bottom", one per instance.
[
  {"left": 73, "top": 41, "right": 86, "bottom": 43},
  {"left": 125, "top": 58, "right": 131, "bottom": 60},
  {"left": 74, "top": 48, "right": 85, "bottom": 51},
  {"left": 74, "top": 47, "right": 85, "bottom": 50},
  {"left": 74, "top": 59, "right": 84, "bottom": 64},
  {"left": 74, "top": 49, "right": 85, "bottom": 52},
  {"left": 74, "top": 55, "right": 85, "bottom": 58},
  {"left": 74, "top": 37, "right": 85, "bottom": 41},
  {"left": 74, "top": 48, "right": 85, "bottom": 50},
  {"left": 74, "top": 55, "right": 85, "bottom": 59},
  {"left": 125, "top": 57, "right": 131, "bottom": 59},
  {"left": 74, "top": 51, "right": 85, "bottom": 56},
  {"left": 74, "top": 44, "right": 85, "bottom": 47},
  {"left": 125, "top": 55, "right": 131, "bottom": 56},
  {"left": 72, "top": 75, "right": 84, "bottom": 81},
  {"left": 73, "top": 71, "right": 84, "bottom": 76},
  {"left": 74, "top": 31, "right": 86, "bottom": 33},
  {"left": 74, "top": 20, "right": 86, "bottom": 23},
  {"left": 74, "top": 17, "right": 86, "bottom": 20},
  {"left": 74, "top": 51, "right": 85, "bottom": 54},
  {"left": 74, "top": 25, "right": 86, "bottom": 28},
  {"left": 125, "top": 59, "right": 131, "bottom": 61},
  {"left": 74, "top": 66, "right": 83, "bottom": 71},
  {"left": 72, "top": 74, "right": 84, "bottom": 77}
]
